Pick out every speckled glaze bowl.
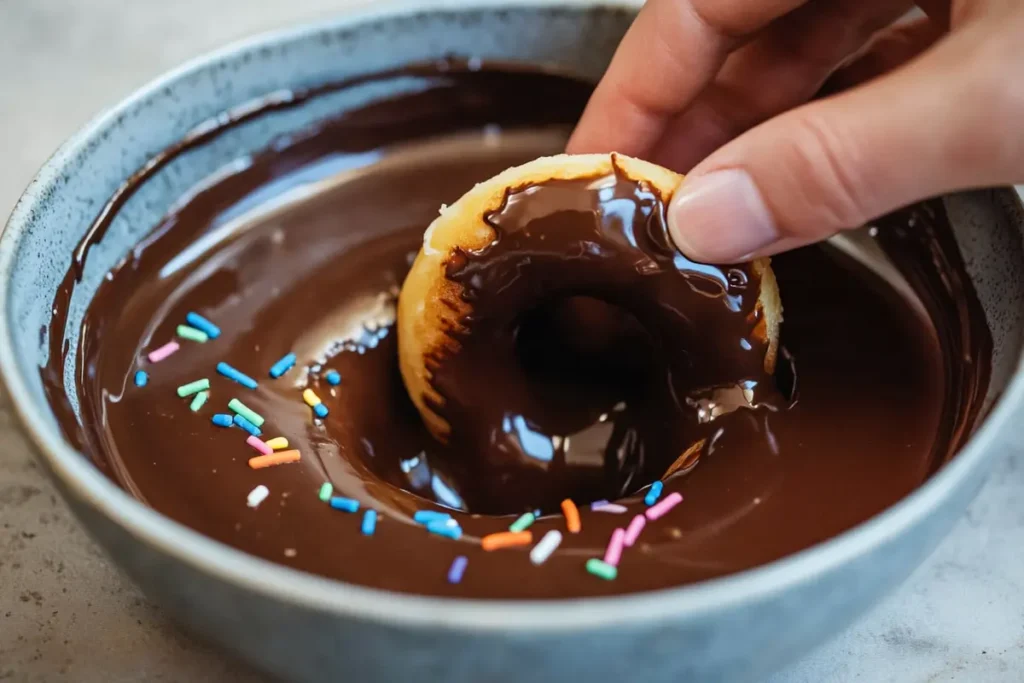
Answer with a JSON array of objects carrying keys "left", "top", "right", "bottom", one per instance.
[{"left": 2, "top": 2, "right": 1024, "bottom": 681}]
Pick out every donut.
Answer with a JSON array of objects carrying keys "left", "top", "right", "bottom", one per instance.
[{"left": 398, "top": 152, "right": 781, "bottom": 445}]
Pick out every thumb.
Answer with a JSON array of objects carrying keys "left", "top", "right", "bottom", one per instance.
[{"left": 666, "top": 22, "right": 1024, "bottom": 263}]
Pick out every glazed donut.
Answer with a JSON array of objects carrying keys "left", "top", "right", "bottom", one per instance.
[{"left": 398, "top": 152, "right": 781, "bottom": 446}]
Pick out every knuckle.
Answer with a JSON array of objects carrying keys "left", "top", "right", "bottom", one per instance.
[{"left": 774, "top": 111, "right": 871, "bottom": 234}]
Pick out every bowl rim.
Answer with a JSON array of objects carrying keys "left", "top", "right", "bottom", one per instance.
[{"left": 2, "top": 0, "right": 1023, "bottom": 633}]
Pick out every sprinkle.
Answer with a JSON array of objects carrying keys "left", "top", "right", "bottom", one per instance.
[
  {"left": 590, "top": 500, "right": 608, "bottom": 510},
  {"left": 302, "top": 388, "right": 322, "bottom": 407},
  {"left": 623, "top": 514, "right": 646, "bottom": 547},
  {"left": 233, "top": 414, "right": 261, "bottom": 436},
  {"left": 176, "top": 378, "right": 210, "bottom": 397},
  {"left": 603, "top": 528, "right": 626, "bottom": 567},
  {"left": 246, "top": 435, "right": 272, "bottom": 455},
  {"left": 414, "top": 510, "right": 452, "bottom": 524},
  {"left": 228, "top": 398, "right": 264, "bottom": 427},
  {"left": 217, "top": 362, "right": 258, "bottom": 389},
  {"left": 147, "top": 341, "right": 179, "bottom": 363},
  {"left": 593, "top": 503, "right": 628, "bottom": 514},
  {"left": 481, "top": 531, "right": 532, "bottom": 551},
  {"left": 361, "top": 510, "right": 378, "bottom": 536},
  {"left": 211, "top": 414, "right": 233, "bottom": 427},
  {"left": 529, "top": 530, "right": 563, "bottom": 565},
  {"left": 189, "top": 390, "right": 209, "bottom": 412},
  {"left": 427, "top": 519, "right": 462, "bottom": 539},
  {"left": 248, "top": 450, "right": 301, "bottom": 469},
  {"left": 644, "top": 480, "right": 664, "bottom": 506},
  {"left": 329, "top": 496, "right": 359, "bottom": 513},
  {"left": 269, "top": 353, "right": 297, "bottom": 378},
  {"left": 561, "top": 499, "right": 581, "bottom": 534},
  {"left": 586, "top": 558, "right": 618, "bottom": 581},
  {"left": 176, "top": 324, "right": 209, "bottom": 343},
  {"left": 448, "top": 556, "right": 468, "bottom": 584},
  {"left": 265, "top": 437, "right": 289, "bottom": 450},
  {"left": 318, "top": 482, "right": 334, "bottom": 501},
  {"left": 185, "top": 312, "right": 221, "bottom": 339},
  {"left": 246, "top": 485, "right": 269, "bottom": 508},
  {"left": 645, "top": 492, "right": 683, "bottom": 521},
  {"left": 313, "top": 403, "right": 329, "bottom": 419},
  {"left": 325, "top": 370, "right": 341, "bottom": 386},
  {"left": 134, "top": 370, "right": 148, "bottom": 387},
  {"left": 509, "top": 512, "right": 535, "bottom": 532}
]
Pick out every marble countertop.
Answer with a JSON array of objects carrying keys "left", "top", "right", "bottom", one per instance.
[{"left": 1, "top": 1, "right": 1022, "bottom": 681}]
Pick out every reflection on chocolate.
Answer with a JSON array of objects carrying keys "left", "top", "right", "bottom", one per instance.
[
  {"left": 428, "top": 168, "right": 787, "bottom": 514},
  {"left": 41, "top": 62, "right": 991, "bottom": 599}
]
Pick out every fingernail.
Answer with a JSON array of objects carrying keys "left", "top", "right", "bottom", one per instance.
[{"left": 668, "top": 169, "right": 778, "bottom": 263}]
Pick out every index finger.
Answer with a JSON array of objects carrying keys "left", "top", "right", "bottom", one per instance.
[{"left": 567, "top": 0, "right": 811, "bottom": 156}]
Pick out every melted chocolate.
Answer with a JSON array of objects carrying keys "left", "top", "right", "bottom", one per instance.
[
  {"left": 41, "top": 63, "right": 991, "bottom": 599},
  {"left": 428, "top": 168, "right": 787, "bottom": 514}
]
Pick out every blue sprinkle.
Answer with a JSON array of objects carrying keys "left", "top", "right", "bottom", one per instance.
[
  {"left": 426, "top": 519, "right": 462, "bottom": 540},
  {"left": 269, "top": 353, "right": 297, "bottom": 379},
  {"left": 233, "top": 414, "right": 262, "bottom": 437},
  {"left": 413, "top": 510, "right": 452, "bottom": 524},
  {"left": 211, "top": 414, "right": 233, "bottom": 428},
  {"left": 533, "top": 509, "right": 543, "bottom": 518},
  {"left": 329, "top": 496, "right": 360, "bottom": 513},
  {"left": 186, "top": 312, "right": 221, "bottom": 339},
  {"left": 217, "top": 362, "right": 258, "bottom": 390},
  {"left": 447, "top": 556, "right": 468, "bottom": 584},
  {"left": 313, "top": 403, "right": 329, "bottom": 419},
  {"left": 325, "top": 370, "right": 341, "bottom": 386},
  {"left": 134, "top": 370, "right": 148, "bottom": 387},
  {"left": 361, "top": 510, "right": 378, "bottom": 536},
  {"left": 644, "top": 480, "right": 664, "bottom": 506}
]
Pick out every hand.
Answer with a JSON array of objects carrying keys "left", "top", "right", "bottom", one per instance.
[{"left": 567, "top": 0, "right": 1024, "bottom": 262}]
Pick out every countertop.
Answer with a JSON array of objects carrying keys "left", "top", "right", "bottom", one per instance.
[{"left": 1, "top": 1, "right": 1023, "bottom": 681}]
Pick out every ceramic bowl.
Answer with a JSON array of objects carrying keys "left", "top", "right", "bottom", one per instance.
[{"left": 3, "top": 2, "right": 1024, "bottom": 681}]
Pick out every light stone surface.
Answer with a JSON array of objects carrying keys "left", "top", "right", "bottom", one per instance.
[{"left": 0, "top": 1, "right": 1021, "bottom": 681}]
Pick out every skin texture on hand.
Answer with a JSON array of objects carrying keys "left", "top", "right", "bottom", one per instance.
[{"left": 567, "top": 0, "right": 1024, "bottom": 263}]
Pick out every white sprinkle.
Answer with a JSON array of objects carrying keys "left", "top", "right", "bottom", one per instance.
[
  {"left": 529, "top": 530, "right": 563, "bottom": 565},
  {"left": 593, "top": 503, "right": 628, "bottom": 514},
  {"left": 247, "top": 485, "right": 269, "bottom": 508}
]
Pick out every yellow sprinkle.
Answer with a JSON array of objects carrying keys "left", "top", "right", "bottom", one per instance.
[
  {"left": 302, "top": 388, "right": 322, "bottom": 407},
  {"left": 265, "top": 437, "right": 289, "bottom": 451}
]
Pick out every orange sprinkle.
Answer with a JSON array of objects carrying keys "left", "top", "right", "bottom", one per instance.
[
  {"left": 562, "top": 499, "right": 581, "bottom": 533},
  {"left": 481, "top": 531, "right": 533, "bottom": 551},
  {"left": 248, "top": 450, "right": 301, "bottom": 469}
]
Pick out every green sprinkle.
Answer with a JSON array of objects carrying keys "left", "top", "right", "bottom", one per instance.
[
  {"left": 228, "top": 398, "right": 264, "bottom": 427},
  {"left": 318, "top": 482, "right": 334, "bottom": 502},
  {"left": 189, "top": 391, "right": 209, "bottom": 412},
  {"left": 177, "top": 324, "right": 209, "bottom": 343},
  {"left": 176, "top": 378, "right": 210, "bottom": 397},
  {"left": 586, "top": 558, "right": 618, "bottom": 581},
  {"left": 509, "top": 512, "right": 536, "bottom": 532}
]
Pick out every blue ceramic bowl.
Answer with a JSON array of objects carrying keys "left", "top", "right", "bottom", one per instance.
[{"left": 3, "top": 2, "right": 1024, "bottom": 681}]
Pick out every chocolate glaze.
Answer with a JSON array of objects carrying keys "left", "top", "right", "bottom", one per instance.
[
  {"left": 428, "top": 167, "right": 787, "bottom": 514},
  {"left": 42, "top": 63, "right": 991, "bottom": 599}
]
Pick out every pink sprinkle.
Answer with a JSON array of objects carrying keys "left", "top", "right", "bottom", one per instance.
[
  {"left": 623, "top": 514, "right": 646, "bottom": 546},
  {"left": 246, "top": 435, "right": 273, "bottom": 455},
  {"left": 603, "top": 528, "right": 626, "bottom": 567},
  {"left": 147, "top": 341, "right": 180, "bottom": 363},
  {"left": 645, "top": 492, "right": 683, "bottom": 521},
  {"left": 593, "top": 503, "right": 628, "bottom": 514}
]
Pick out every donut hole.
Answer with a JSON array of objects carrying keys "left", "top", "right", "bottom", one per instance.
[{"left": 438, "top": 295, "right": 671, "bottom": 514}]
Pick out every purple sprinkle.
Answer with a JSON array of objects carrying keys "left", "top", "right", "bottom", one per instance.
[
  {"left": 590, "top": 499, "right": 609, "bottom": 510},
  {"left": 447, "top": 555, "right": 468, "bottom": 584},
  {"left": 593, "top": 503, "right": 628, "bottom": 514}
]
